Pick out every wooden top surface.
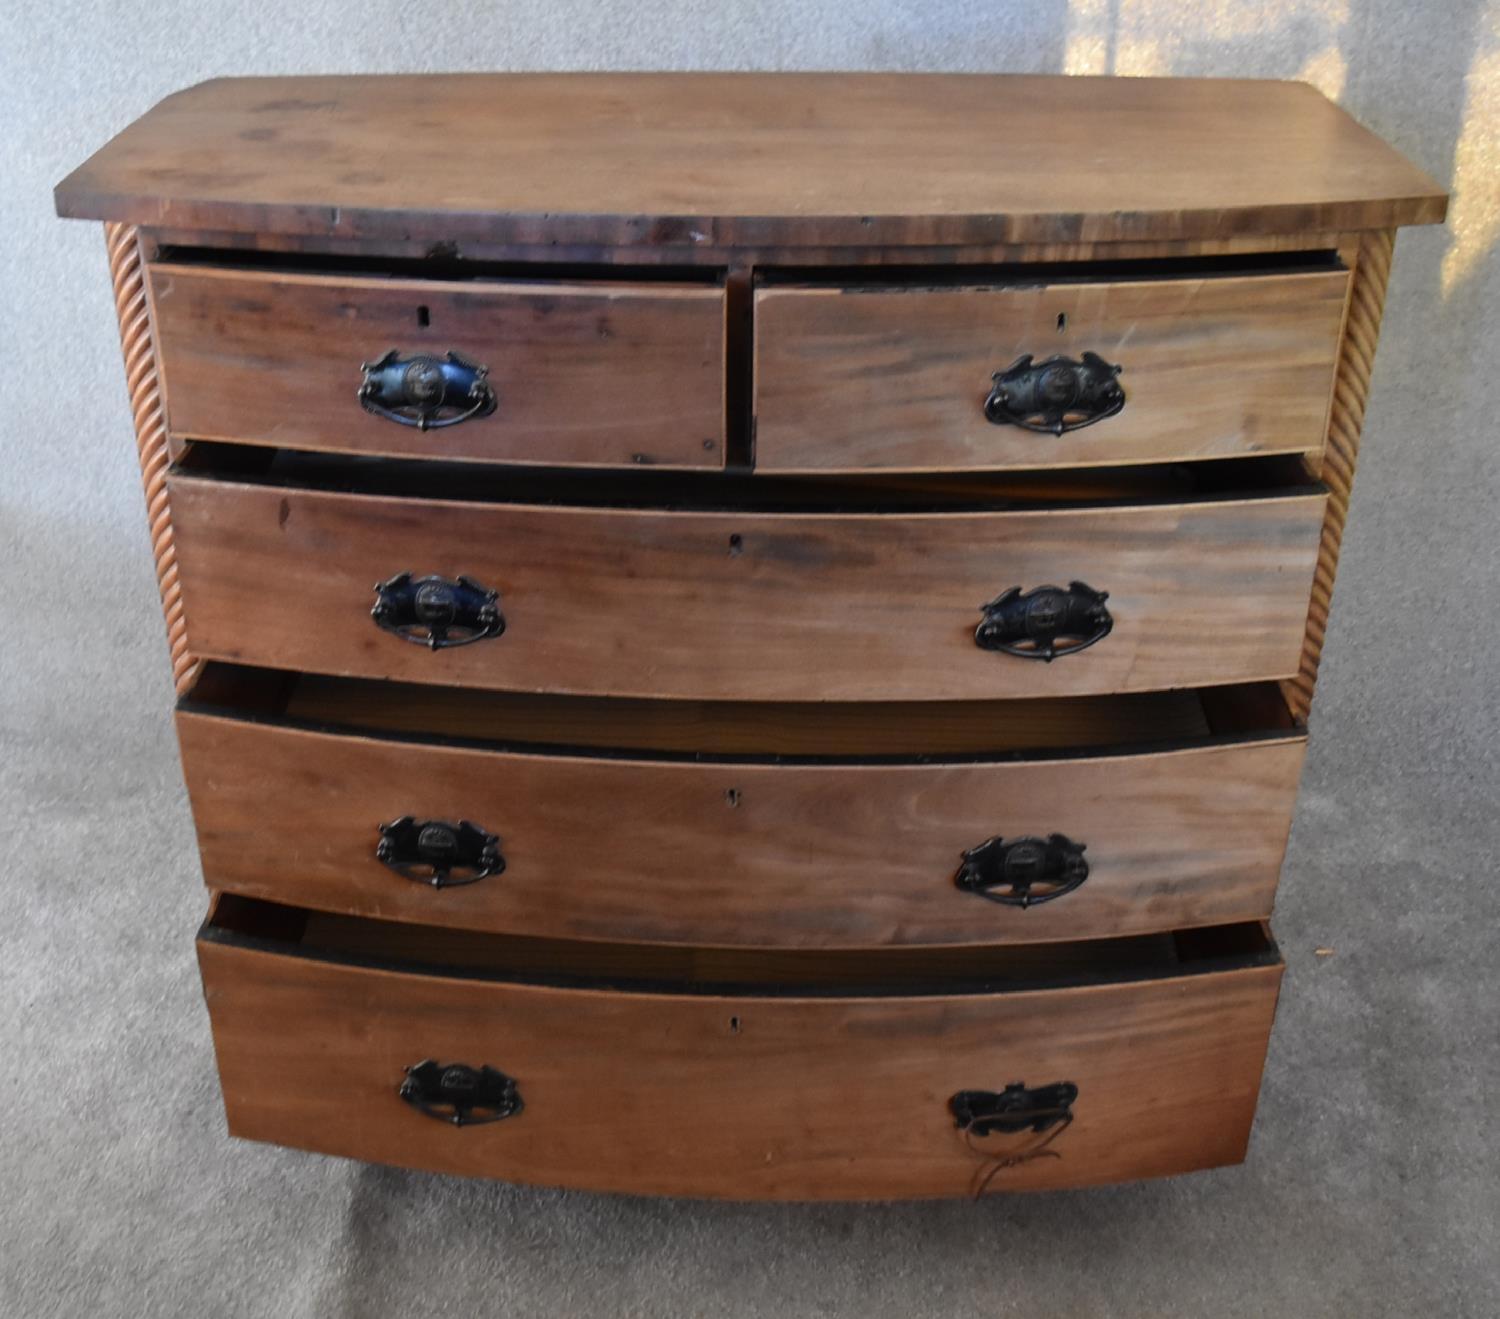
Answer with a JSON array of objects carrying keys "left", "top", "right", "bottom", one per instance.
[{"left": 55, "top": 73, "right": 1446, "bottom": 249}]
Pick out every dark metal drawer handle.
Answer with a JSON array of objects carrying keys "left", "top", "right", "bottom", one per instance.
[
  {"left": 951, "top": 1082, "right": 1078, "bottom": 1138},
  {"left": 984, "top": 352, "right": 1124, "bottom": 434},
  {"left": 377, "top": 817, "right": 505, "bottom": 888},
  {"left": 359, "top": 350, "right": 496, "bottom": 430},
  {"left": 955, "top": 834, "right": 1088, "bottom": 907},
  {"left": 975, "top": 581, "right": 1111, "bottom": 661},
  {"left": 372, "top": 572, "right": 505, "bottom": 649},
  {"left": 399, "top": 1060, "right": 523, "bottom": 1126},
  {"left": 952, "top": 1081, "right": 1079, "bottom": 1197}
]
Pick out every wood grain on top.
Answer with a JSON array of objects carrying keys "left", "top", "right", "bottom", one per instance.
[{"left": 55, "top": 74, "right": 1446, "bottom": 248}]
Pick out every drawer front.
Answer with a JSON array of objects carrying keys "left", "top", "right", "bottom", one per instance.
[
  {"left": 754, "top": 269, "right": 1349, "bottom": 471},
  {"left": 179, "top": 708, "right": 1305, "bottom": 947},
  {"left": 149, "top": 265, "right": 726, "bottom": 467},
  {"left": 198, "top": 933, "right": 1283, "bottom": 1199},
  {"left": 167, "top": 477, "right": 1325, "bottom": 701}
]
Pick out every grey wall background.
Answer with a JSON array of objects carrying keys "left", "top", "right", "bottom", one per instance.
[{"left": 3, "top": 2, "right": 1497, "bottom": 1316}]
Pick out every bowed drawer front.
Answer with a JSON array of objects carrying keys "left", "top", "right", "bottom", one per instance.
[
  {"left": 165, "top": 475, "right": 1325, "bottom": 702},
  {"left": 199, "top": 898, "right": 1284, "bottom": 1201},
  {"left": 753, "top": 267, "right": 1350, "bottom": 472},
  {"left": 58, "top": 71, "right": 1446, "bottom": 1199},
  {"left": 149, "top": 265, "right": 727, "bottom": 468},
  {"left": 178, "top": 673, "right": 1306, "bottom": 947}
]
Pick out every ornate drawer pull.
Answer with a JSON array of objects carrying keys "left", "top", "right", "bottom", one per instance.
[
  {"left": 975, "top": 581, "right": 1112, "bottom": 661},
  {"left": 371, "top": 572, "right": 505, "bottom": 649},
  {"left": 399, "top": 1061, "right": 524, "bottom": 1126},
  {"left": 951, "top": 1082, "right": 1078, "bottom": 1137},
  {"left": 377, "top": 816, "right": 505, "bottom": 888},
  {"left": 955, "top": 834, "right": 1088, "bottom": 907},
  {"left": 952, "top": 1080, "right": 1079, "bottom": 1196},
  {"left": 359, "top": 349, "right": 497, "bottom": 430},
  {"left": 984, "top": 352, "right": 1124, "bottom": 434}
]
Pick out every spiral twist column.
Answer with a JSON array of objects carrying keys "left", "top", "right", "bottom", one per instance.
[
  {"left": 105, "top": 222, "right": 199, "bottom": 694},
  {"left": 1287, "top": 229, "right": 1395, "bottom": 723}
]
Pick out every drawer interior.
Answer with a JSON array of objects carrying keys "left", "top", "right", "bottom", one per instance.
[
  {"left": 185, "top": 662, "right": 1299, "bottom": 761},
  {"left": 756, "top": 247, "right": 1346, "bottom": 289},
  {"left": 159, "top": 242, "right": 1339, "bottom": 286},
  {"left": 205, "top": 892, "right": 1279, "bottom": 994},
  {"left": 178, "top": 440, "right": 1319, "bottom": 509}
]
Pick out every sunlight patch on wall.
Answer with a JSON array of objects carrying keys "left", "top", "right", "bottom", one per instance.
[
  {"left": 1294, "top": 45, "right": 1347, "bottom": 100},
  {"left": 1064, "top": 0, "right": 1350, "bottom": 77},
  {"left": 1062, "top": 0, "right": 1117, "bottom": 75},
  {"left": 1442, "top": 42, "right": 1500, "bottom": 297}
]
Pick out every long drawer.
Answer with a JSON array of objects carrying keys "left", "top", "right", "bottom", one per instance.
[
  {"left": 199, "top": 896, "right": 1284, "bottom": 1199},
  {"left": 180, "top": 667, "right": 1305, "bottom": 947},
  {"left": 754, "top": 265, "right": 1349, "bottom": 472},
  {"left": 148, "top": 264, "right": 727, "bottom": 468},
  {"left": 166, "top": 470, "right": 1325, "bottom": 702}
]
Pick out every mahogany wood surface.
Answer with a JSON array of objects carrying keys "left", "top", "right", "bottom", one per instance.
[
  {"left": 176, "top": 684, "right": 1304, "bottom": 946},
  {"left": 166, "top": 475, "right": 1325, "bottom": 702},
  {"left": 198, "top": 925, "right": 1283, "bottom": 1199},
  {"left": 148, "top": 264, "right": 725, "bottom": 468},
  {"left": 754, "top": 269, "right": 1349, "bottom": 471},
  {"left": 55, "top": 75, "right": 1445, "bottom": 248}
]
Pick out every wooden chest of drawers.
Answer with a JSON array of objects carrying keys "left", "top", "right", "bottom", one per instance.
[{"left": 57, "top": 73, "right": 1445, "bottom": 1200}]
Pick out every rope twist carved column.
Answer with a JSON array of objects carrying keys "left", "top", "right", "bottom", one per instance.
[
  {"left": 1287, "top": 228, "right": 1396, "bottom": 723},
  {"left": 105, "top": 222, "right": 199, "bottom": 694}
]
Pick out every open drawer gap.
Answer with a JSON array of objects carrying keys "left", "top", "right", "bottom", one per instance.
[
  {"left": 184, "top": 662, "right": 1300, "bottom": 763},
  {"left": 204, "top": 893, "right": 1279, "bottom": 996},
  {"left": 176, "top": 442, "right": 1320, "bottom": 508}
]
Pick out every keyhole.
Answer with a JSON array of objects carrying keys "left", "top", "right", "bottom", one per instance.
[
  {"left": 728, "top": 1017, "right": 742, "bottom": 1034},
  {"left": 728, "top": 534, "right": 743, "bottom": 557},
  {"left": 1056, "top": 312, "right": 1067, "bottom": 333},
  {"left": 416, "top": 305, "right": 431, "bottom": 328},
  {"left": 724, "top": 788, "right": 741, "bottom": 808}
]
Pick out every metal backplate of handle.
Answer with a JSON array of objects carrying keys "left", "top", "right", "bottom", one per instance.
[
  {"left": 372, "top": 572, "right": 505, "bottom": 649},
  {"left": 952, "top": 1081, "right": 1079, "bottom": 1196},
  {"left": 377, "top": 817, "right": 505, "bottom": 888},
  {"left": 399, "top": 1061, "right": 523, "bottom": 1126},
  {"left": 984, "top": 352, "right": 1124, "bottom": 434},
  {"left": 951, "top": 1082, "right": 1078, "bottom": 1137},
  {"left": 359, "top": 350, "right": 497, "bottom": 430},
  {"left": 975, "top": 581, "right": 1112, "bottom": 661},
  {"left": 955, "top": 834, "right": 1089, "bottom": 907}
]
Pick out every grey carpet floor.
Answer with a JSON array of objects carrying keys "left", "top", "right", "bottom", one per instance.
[{"left": 5, "top": 3, "right": 1500, "bottom": 1312}]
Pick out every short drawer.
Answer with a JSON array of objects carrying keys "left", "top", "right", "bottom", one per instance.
[
  {"left": 166, "top": 467, "right": 1325, "bottom": 702},
  {"left": 200, "top": 896, "right": 1284, "bottom": 1199},
  {"left": 148, "top": 264, "right": 726, "bottom": 467},
  {"left": 180, "top": 667, "right": 1305, "bottom": 948},
  {"left": 754, "top": 265, "right": 1349, "bottom": 472}
]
